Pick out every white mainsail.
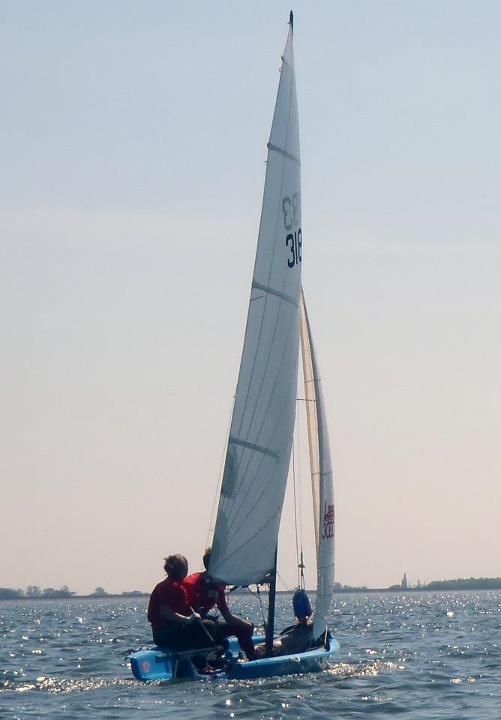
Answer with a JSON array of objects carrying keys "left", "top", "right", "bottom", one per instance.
[
  {"left": 300, "top": 291, "right": 335, "bottom": 640},
  {"left": 210, "top": 20, "right": 302, "bottom": 585}
]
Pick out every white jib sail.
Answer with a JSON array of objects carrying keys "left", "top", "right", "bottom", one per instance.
[
  {"left": 210, "top": 22, "right": 302, "bottom": 585},
  {"left": 300, "top": 291, "right": 335, "bottom": 640}
]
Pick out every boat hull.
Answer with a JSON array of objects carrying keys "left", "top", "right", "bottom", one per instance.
[{"left": 129, "top": 635, "right": 340, "bottom": 682}]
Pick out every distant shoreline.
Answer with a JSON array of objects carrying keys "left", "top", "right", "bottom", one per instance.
[
  {"left": 2, "top": 579, "right": 501, "bottom": 601},
  {"left": 0, "top": 593, "right": 149, "bottom": 601}
]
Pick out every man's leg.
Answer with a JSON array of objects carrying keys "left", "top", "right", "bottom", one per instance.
[{"left": 215, "top": 619, "right": 256, "bottom": 660}]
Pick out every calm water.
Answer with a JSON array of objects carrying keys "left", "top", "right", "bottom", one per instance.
[{"left": 1, "top": 591, "right": 500, "bottom": 719}]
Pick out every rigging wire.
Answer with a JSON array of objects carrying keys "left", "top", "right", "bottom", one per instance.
[
  {"left": 276, "top": 570, "right": 291, "bottom": 592},
  {"left": 248, "top": 585, "right": 267, "bottom": 631},
  {"left": 291, "top": 433, "right": 301, "bottom": 588},
  {"left": 299, "top": 550, "right": 305, "bottom": 590},
  {"left": 292, "top": 394, "right": 306, "bottom": 589},
  {"left": 234, "top": 585, "right": 267, "bottom": 631},
  {"left": 296, "top": 397, "right": 306, "bottom": 589},
  {"left": 296, "top": 396, "right": 304, "bottom": 555}
]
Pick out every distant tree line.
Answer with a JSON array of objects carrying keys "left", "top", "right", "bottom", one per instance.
[
  {"left": 424, "top": 577, "right": 501, "bottom": 591},
  {"left": 0, "top": 585, "right": 146, "bottom": 600},
  {"left": 334, "top": 577, "right": 501, "bottom": 592},
  {"left": 334, "top": 582, "right": 368, "bottom": 592},
  {"left": 88, "top": 587, "right": 145, "bottom": 597},
  {"left": 0, "top": 585, "right": 76, "bottom": 599}
]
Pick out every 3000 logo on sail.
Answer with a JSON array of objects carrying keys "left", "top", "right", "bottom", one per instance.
[{"left": 282, "top": 193, "right": 302, "bottom": 268}]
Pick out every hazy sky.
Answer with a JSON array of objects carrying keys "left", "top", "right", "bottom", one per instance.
[{"left": 1, "top": 1, "right": 500, "bottom": 595}]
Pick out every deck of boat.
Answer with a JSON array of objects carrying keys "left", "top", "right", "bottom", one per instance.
[{"left": 129, "top": 634, "right": 340, "bottom": 682}]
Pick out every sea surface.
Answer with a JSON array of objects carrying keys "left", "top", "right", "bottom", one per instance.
[{"left": 1, "top": 591, "right": 500, "bottom": 719}]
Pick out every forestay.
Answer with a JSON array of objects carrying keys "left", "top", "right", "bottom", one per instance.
[
  {"left": 300, "top": 292, "right": 335, "bottom": 640},
  {"left": 210, "top": 22, "right": 302, "bottom": 585}
]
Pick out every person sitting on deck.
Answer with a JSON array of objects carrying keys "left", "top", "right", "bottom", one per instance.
[
  {"left": 280, "top": 588, "right": 315, "bottom": 653},
  {"left": 147, "top": 553, "right": 217, "bottom": 657},
  {"left": 254, "top": 588, "right": 315, "bottom": 658},
  {"left": 184, "top": 548, "right": 256, "bottom": 660}
]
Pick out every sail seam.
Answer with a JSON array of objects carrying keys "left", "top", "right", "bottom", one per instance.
[
  {"left": 267, "top": 142, "right": 300, "bottom": 165},
  {"left": 252, "top": 281, "right": 299, "bottom": 307},
  {"left": 228, "top": 435, "right": 280, "bottom": 459}
]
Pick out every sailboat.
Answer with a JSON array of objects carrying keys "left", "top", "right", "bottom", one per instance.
[{"left": 130, "top": 12, "right": 339, "bottom": 682}]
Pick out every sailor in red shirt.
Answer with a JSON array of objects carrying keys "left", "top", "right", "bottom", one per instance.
[
  {"left": 148, "top": 553, "right": 216, "bottom": 653},
  {"left": 184, "top": 548, "right": 256, "bottom": 660}
]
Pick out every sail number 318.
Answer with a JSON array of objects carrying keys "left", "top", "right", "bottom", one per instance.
[{"left": 282, "top": 194, "right": 302, "bottom": 269}]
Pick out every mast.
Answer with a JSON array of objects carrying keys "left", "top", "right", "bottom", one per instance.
[
  {"left": 265, "top": 10, "right": 294, "bottom": 656},
  {"left": 265, "top": 547, "right": 278, "bottom": 656}
]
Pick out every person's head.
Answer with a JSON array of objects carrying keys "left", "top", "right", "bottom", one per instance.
[
  {"left": 164, "top": 554, "right": 188, "bottom": 580},
  {"left": 202, "top": 547, "right": 212, "bottom": 571}
]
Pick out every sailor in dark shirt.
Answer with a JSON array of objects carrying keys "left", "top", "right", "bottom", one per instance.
[
  {"left": 148, "top": 553, "right": 216, "bottom": 652},
  {"left": 184, "top": 548, "right": 256, "bottom": 660}
]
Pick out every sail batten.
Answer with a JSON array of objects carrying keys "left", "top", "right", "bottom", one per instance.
[
  {"left": 209, "top": 23, "right": 301, "bottom": 586},
  {"left": 267, "top": 142, "right": 301, "bottom": 164},
  {"left": 251, "top": 281, "right": 299, "bottom": 306},
  {"left": 228, "top": 436, "right": 280, "bottom": 459}
]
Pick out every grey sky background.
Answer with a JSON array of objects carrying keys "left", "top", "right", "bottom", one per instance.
[{"left": 1, "top": 1, "right": 500, "bottom": 594}]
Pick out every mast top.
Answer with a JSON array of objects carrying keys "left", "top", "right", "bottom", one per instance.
[{"left": 289, "top": 10, "right": 293, "bottom": 33}]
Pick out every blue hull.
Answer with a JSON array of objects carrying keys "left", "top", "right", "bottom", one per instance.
[{"left": 129, "top": 635, "right": 340, "bottom": 682}]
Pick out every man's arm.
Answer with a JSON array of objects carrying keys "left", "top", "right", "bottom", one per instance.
[
  {"left": 159, "top": 605, "right": 199, "bottom": 623},
  {"left": 216, "top": 586, "right": 253, "bottom": 629},
  {"left": 216, "top": 586, "right": 233, "bottom": 623}
]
